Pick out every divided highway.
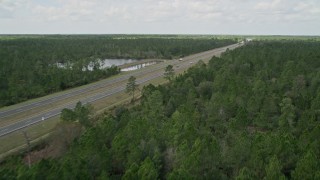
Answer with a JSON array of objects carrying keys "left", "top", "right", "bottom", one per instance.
[{"left": 0, "top": 43, "right": 242, "bottom": 137}]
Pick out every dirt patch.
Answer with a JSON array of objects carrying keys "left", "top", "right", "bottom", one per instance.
[{"left": 23, "top": 122, "right": 82, "bottom": 165}]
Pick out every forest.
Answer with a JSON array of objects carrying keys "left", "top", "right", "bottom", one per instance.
[
  {"left": 1, "top": 40, "right": 320, "bottom": 179},
  {"left": 0, "top": 35, "right": 235, "bottom": 107}
]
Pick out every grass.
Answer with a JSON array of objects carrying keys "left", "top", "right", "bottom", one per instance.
[
  {"left": 1, "top": 40, "right": 228, "bottom": 126},
  {"left": 0, "top": 44, "right": 233, "bottom": 160},
  {"left": 0, "top": 116, "right": 58, "bottom": 160},
  {"left": 0, "top": 60, "right": 171, "bottom": 127},
  {"left": 0, "top": 67, "right": 177, "bottom": 155},
  {"left": 0, "top": 77, "right": 167, "bottom": 160}
]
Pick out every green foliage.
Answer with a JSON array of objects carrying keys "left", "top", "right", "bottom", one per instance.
[
  {"left": 292, "top": 151, "right": 320, "bottom": 180},
  {"left": 61, "top": 101, "right": 93, "bottom": 128},
  {"left": 164, "top": 65, "right": 175, "bottom": 81},
  {"left": 278, "top": 97, "right": 296, "bottom": 130},
  {"left": 137, "top": 157, "right": 159, "bottom": 180},
  {"left": 126, "top": 76, "right": 139, "bottom": 102},
  {"left": 0, "top": 35, "right": 234, "bottom": 107},
  {"left": 123, "top": 163, "right": 139, "bottom": 180},
  {"left": 236, "top": 167, "right": 256, "bottom": 180},
  {"left": 2, "top": 40, "right": 320, "bottom": 179},
  {"left": 265, "top": 156, "right": 285, "bottom": 180},
  {"left": 61, "top": 109, "right": 76, "bottom": 122},
  {"left": 197, "top": 81, "right": 213, "bottom": 100}
]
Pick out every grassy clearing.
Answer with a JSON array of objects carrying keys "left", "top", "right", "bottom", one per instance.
[
  {"left": 0, "top": 61, "right": 170, "bottom": 127},
  {"left": 0, "top": 81, "right": 171, "bottom": 161},
  {"left": 92, "top": 76, "right": 167, "bottom": 114},
  {"left": 0, "top": 79, "right": 130, "bottom": 127},
  {"left": 0, "top": 45, "right": 226, "bottom": 159},
  {"left": 0, "top": 70, "right": 127, "bottom": 112},
  {"left": 0, "top": 116, "right": 59, "bottom": 160},
  {"left": 0, "top": 76, "right": 168, "bottom": 160}
]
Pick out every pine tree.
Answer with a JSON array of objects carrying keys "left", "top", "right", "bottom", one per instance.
[
  {"left": 126, "top": 76, "right": 139, "bottom": 102},
  {"left": 164, "top": 65, "right": 175, "bottom": 81}
]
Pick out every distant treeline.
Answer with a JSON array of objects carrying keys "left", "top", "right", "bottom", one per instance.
[
  {"left": 0, "top": 36, "right": 235, "bottom": 107},
  {"left": 1, "top": 40, "right": 320, "bottom": 179}
]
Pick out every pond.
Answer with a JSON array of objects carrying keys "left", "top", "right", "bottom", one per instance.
[
  {"left": 55, "top": 59, "right": 159, "bottom": 72},
  {"left": 121, "top": 62, "right": 158, "bottom": 72},
  {"left": 55, "top": 59, "right": 138, "bottom": 71},
  {"left": 87, "top": 59, "right": 138, "bottom": 71}
]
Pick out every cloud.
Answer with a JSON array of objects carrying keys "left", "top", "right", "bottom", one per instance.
[
  {"left": 1, "top": 0, "right": 320, "bottom": 34},
  {"left": 26, "top": 0, "right": 320, "bottom": 24},
  {"left": 240, "top": 0, "right": 320, "bottom": 23},
  {"left": 32, "top": 0, "right": 95, "bottom": 21},
  {"left": 254, "top": 0, "right": 282, "bottom": 10},
  {"left": 99, "top": 0, "right": 227, "bottom": 23},
  {"left": 0, "top": 0, "right": 25, "bottom": 10},
  {"left": 0, "top": 0, "right": 27, "bottom": 18}
]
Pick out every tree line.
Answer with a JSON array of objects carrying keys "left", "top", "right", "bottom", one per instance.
[
  {"left": 2, "top": 40, "right": 320, "bottom": 179},
  {"left": 0, "top": 35, "right": 235, "bottom": 107}
]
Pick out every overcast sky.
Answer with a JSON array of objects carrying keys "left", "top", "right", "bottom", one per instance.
[{"left": 1, "top": 0, "right": 319, "bottom": 35}]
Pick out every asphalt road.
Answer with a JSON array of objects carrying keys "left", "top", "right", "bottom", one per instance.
[{"left": 0, "top": 43, "right": 242, "bottom": 137}]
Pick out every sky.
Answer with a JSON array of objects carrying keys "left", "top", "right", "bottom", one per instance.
[{"left": 0, "top": 0, "right": 319, "bottom": 35}]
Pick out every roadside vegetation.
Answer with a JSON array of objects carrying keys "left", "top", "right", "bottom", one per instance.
[
  {"left": 0, "top": 35, "right": 235, "bottom": 107},
  {"left": 126, "top": 76, "right": 139, "bottom": 103},
  {"left": 2, "top": 40, "right": 320, "bottom": 179}
]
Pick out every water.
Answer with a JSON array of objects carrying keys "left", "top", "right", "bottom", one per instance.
[
  {"left": 55, "top": 59, "right": 138, "bottom": 71},
  {"left": 55, "top": 62, "right": 71, "bottom": 69},
  {"left": 86, "top": 59, "right": 138, "bottom": 71},
  {"left": 55, "top": 59, "right": 158, "bottom": 72},
  {"left": 121, "top": 62, "right": 157, "bottom": 72}
]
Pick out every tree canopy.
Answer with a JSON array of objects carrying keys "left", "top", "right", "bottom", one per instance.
[
  {"left": 164, "top": 65, "right": 175, "bottom": 81},
  {"left": 2, "top": 40, "right": 320, "bottom": 179},
  {"left": 0, "top": 35, "right": 235, "bottom": 107},
  {"left": 126, "top": 76, "right": 139, "bottom": 102}
]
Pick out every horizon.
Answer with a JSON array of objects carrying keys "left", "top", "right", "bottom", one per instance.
[
  {"left": 0, "top": 33, "right": 319, "bottom": 37},
  {"left": 1, "top": 0, "right": 320, "bottom": 35}
]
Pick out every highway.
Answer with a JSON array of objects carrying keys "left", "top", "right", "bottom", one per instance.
[{"left": 0, "top": 43, "right": 242, "bottom": 137}]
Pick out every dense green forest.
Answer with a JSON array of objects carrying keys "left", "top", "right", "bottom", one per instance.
[
  {"left": 1, "top": 40, "right": 320, "bottom": 179},
  {"left": 0, "top": 35, "right": 235, "bottom": 107}
]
